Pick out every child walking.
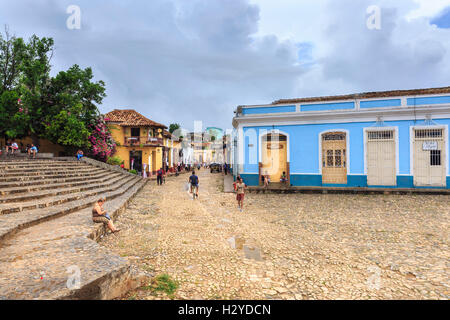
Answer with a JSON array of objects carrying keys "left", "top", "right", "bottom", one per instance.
[{"left": 235, "top": 177, "right": 246, "bottom": 212}]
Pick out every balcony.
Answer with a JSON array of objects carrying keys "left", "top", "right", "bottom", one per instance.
[{"left": 124, "top": 136, "right": 163, "bottom": 146}]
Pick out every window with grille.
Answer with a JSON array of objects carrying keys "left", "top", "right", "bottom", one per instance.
[
  {"left": 368, "top": 130, "right": 394, "bottom": 140},
  {"left": 430, "top": 150, "right": 441, "bottom": 166},
  {"left": 323, "top": 149, "right": 346, "bottom": 168},
  {"left": 415, "top": 129, "right": 443, "bottom": 139},
  {"left": 323, "top": 133, "right": 346, "bottom": 141},
  {"left": 263, "top": 134, "right": 287, "bottom": 142}
]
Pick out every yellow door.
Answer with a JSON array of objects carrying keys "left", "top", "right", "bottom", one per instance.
[
  {"left": 367, "top": 130, "right": 396, "bottom": 186},
  {"left": 151, "top": 151, "right": 157, "bottom": 173},
  {"left": 413, "top": 129, "right": 446, "bottom": 187},
  {"left": 322, "top": 132, "right": 347, "bottom": 184},
  {"left": 261, "top": 134, "right": 287, "bottom": 182}
]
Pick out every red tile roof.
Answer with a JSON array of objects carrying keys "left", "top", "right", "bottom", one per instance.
[
  {"left": 163, "top": 130, "right": 173, "bottom": 138},
  {"left": 272, "top": 86, "right": 450, "bottom": 105},
  {"left": 105, "top": 109, "right": 167, "bottom": 128}
]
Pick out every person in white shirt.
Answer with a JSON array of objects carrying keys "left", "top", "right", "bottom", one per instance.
[{"left": 10, "top": 141, "right": 19, "bottom": 155}]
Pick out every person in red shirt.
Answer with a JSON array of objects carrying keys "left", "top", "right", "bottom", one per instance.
[{"left": 156, "top": 168, "right": 164, "bottom": 185}]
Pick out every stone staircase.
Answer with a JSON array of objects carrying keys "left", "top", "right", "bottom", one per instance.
[{"left": 0, "top": 158, "right": 149, "bottom": 299}]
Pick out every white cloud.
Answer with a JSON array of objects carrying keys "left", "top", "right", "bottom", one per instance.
[
  {"left": 0, "top": 0, "right": 448, "bottom": 130},
  {"left": 406, "top": 0, "right": 450, "bottom": 20}
]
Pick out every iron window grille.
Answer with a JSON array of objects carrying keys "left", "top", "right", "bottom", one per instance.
[{"left": 430, "top": 150, "right": 441, "bottom": 166}]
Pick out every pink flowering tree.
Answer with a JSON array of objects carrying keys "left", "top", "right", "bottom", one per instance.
[{"left": 87, "top": 115, "right": 116, "bottom": 162}]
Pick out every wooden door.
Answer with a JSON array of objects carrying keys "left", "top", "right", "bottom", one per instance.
[
  {"left": 261, "top": 134, "right": 287, "bottom": 182},
  {"left": 322, "top": 132, "right": 347, "bottom": 184},
  {"left": 413, "top": 128, "right": 446, "bottom": 187},
  {"left": 367, "top": 130, "right": 396, "bottom": 186}
]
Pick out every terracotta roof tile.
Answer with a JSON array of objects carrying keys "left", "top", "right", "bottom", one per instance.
[
  {"left": 162, "top": 130, "right": 173, "bottom": 138},
  {"left": 271, "top": 86, "right": 450, "bottom": 105},
  {"left": 105, "top": 109, "right": 167, "bottom": 128}
]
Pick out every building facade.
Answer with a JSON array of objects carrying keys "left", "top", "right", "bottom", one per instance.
[
  {"left": 232, "top": 87, "right": 450, "bottom": 189},
  {"left": 105, "top": 109, "right": 175, "bottom": 174}
]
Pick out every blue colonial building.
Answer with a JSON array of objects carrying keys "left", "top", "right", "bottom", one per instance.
[{"left": 231, "top": 87, "right": 450, "bottom": 189}]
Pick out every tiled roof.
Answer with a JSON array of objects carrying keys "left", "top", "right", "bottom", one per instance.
[
  {"left": 163, "top": 130, "right": 172, "bottom": 138},
  {"left": 105, "top": 109, "right": 167, "bottom": 128},
  {"left": 271, "top": 86, "right": 450, "bottom": 105}
]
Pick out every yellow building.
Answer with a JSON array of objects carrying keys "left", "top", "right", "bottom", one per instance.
[{"left": 105, "top": 109, "right": 174, "bottom": 174}]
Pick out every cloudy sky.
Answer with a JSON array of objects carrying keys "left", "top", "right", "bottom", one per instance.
[{"left": 0, "top": 0, "right": 449, "bottom": 131}]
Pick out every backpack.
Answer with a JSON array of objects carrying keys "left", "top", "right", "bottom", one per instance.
[
  {"left": 157, "top": 169, "right": 162, "bottom": 176},
  {"left": 191, "top": 175, "right": 198, "bottom": 185}
]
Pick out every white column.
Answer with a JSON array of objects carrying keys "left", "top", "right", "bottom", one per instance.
[{"left": 170, "top": 140, "right": 173, "bottom": 167}]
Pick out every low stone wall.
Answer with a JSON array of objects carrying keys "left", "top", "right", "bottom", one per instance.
[{"left": 81, "top": 157, "right": 141, "bottom": 178}]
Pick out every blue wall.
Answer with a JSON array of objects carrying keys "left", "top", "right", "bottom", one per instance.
[
  {"left": 242, "top": 105, "right": 296, "bottom": 115},
  {"left": 407, "top": 96, "right": 450, "bottom": 106},
  {"left": 301, "top": 101, "right": 355, "bottom": 112},
  {"left": 241, "top": 119, "right": 450, "bottom": 188},
  {"left": 360, "top": 99, "right": 402, "bottom": 109}
]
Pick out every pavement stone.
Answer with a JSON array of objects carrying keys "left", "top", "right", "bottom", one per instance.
[{"left": 101, "top": 170, "right": 450, "bottom": 300}]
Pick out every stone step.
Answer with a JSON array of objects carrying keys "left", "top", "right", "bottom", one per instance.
[
  {"left": 0, "top": 163, "right": 86, "bottom": 171},
  {"left": 0, "top": 179, "right": 147, "bottom": 299},
  {"left": 0, "top": 159, "right": 76, "bottom": 164},
  {"left": 0, "top": 171, "right": 123, "bottom": 195},
  {"left": 0, "top": 167, "right": 103, "bottom": 179},
  {"left": 0, "top": 170, "right": 113, "bottom": 188},
  {"left": 0, "top": 168, "right": 107, "bottom": 183},
  {"left": 0, "top": 165, "right": 93, "bottom": 174},
  {"left": 0, "top": 173, "right": 132, "bottom": 204},
  {"left": 0, "top": 152, "right": 54, "bottom": 159},
  {"left": 0, "top": 175, "right": 137, "bottom": 215},
  {"left": 0, "top": 176, "right": 143, "bottom": 242}
]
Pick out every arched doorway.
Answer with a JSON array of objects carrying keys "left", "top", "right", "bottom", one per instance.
[
  {"left": 321, "top": 132, "right": 347, "bottom": 184},
  {"left": 261, "top": 133, "right": 288, "bottom": 183}
]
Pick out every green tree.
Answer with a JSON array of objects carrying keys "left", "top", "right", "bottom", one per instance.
[
  {"left": 169, "top": 123, "right": 180, "bottom": 134},
  {"left": 43, "top": 104, "right": 91, "bottom": 149},
  {"left": 0, "top": 27, "right": 26, "bottom": 92},
  {"left": 0, "top": 28, "right": 107, "bottom": 155},
  {"left": 0, "top": 28, "right": 27, "bottom": 139},
  {"left": 43, "top": 65, "right": 106, "bottom": 151},
  {"left": 18, "top": 34, "right": 54, "bottom": 144}
]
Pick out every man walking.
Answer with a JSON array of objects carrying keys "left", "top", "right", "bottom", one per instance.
[
  {"left": 189, "top": 170, "right": 199, "bottom": 199},
  {"left": 156, "top": 167, "right": 164, "bottom": 186}
]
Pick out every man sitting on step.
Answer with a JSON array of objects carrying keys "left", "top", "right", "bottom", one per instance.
[
  {"left": 10, "top": 141, "right": 19, "bottom": 156},
  {"left": 92, "top": 198, "right": 120, "bottom": 233},
  {"left": 28, "top": 144, "right": 38, "bottom": 159}
]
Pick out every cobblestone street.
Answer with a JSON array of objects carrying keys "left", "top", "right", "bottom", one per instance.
[{"left": 101, "top": 170, "right": 449, "bottom": 300}]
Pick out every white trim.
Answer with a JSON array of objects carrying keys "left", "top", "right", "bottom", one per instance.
[
  {"left": 363, "top": 126, "right": 399, "bottom": 176},
  {"left": 241, "top": 103, "right": 299, "bottom": 109},
  {"left": 318, "top": 129, "right": 350, "bottom": 175},
  {"left": 233, "top": 106, "right": 450, "bottom": 128},
  {"left": 410, "top": 125, "right": 449, "bottom": 181},
  {"left": 238, "top": 93, "right": 450, "bottom": 110}
]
